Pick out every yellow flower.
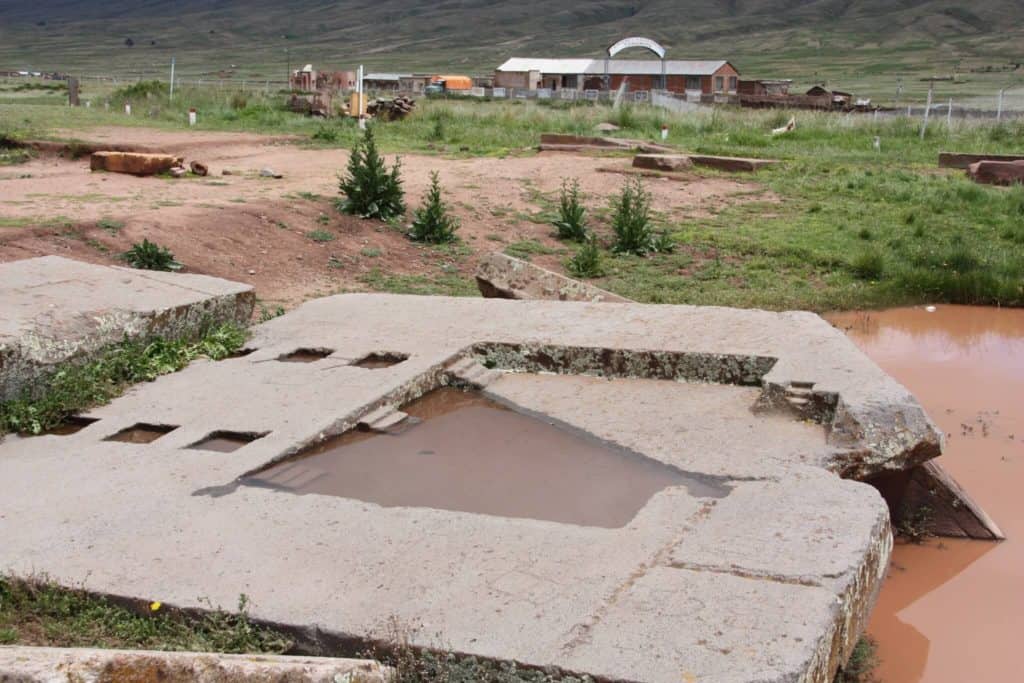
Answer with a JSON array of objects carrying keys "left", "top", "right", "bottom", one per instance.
[{"left": 149, "top": 601, "right": 162, "bottom": 612}]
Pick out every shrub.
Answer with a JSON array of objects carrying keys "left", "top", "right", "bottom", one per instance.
[
  {"left": 229, "top": 92, "right": 248, "bottom": 110},
  {"left": 566, "top": 235, "right": 604, "bottom": 278},
  {"left": 409, "top": 171, "right": 459, "bottom": 244},
  {"left": 834, "top": 636, "right": 880, "bottom": 683},
  {"left": 553, "top": 178, "right": 588, "bottom": 241},
  {"left": 610, "top": 177, "right": 655, "bottom": 255},
  {"left": 121, "top": 239, "right": 181, "bottom": 271},
  {"left": 851, "top": 249, "right": 885, "bottom": 281},
  {"left": 653, "top": 230, "right": 675, "bottom": 254},
  {"left": 337, "top": 126, "right": 405, "bottom": 220}
]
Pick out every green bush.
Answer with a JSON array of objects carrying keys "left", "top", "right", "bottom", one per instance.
[
  {"left": 409, "top": 171, "right": 459, "bottom": 244},
  {"left": 306, "top": 229, "right": 335, "bottom": 243},
  {"left": 337, "top": 126, "right": 406, "bottom": 220},
  {"left": 566, "top": 236, "right": 604, "bottom": 278},
  {"left": 851, "top": 249, "right": 885, "bottom": 280},
  {"left": 610, "top": 177, "right": 656, "bottom": 255},
  {"left": 553, "top": 178, "right": 588, "bottom": 241},
  {"left": 121, "top": 239, "right": 181, "bottom": 271}
]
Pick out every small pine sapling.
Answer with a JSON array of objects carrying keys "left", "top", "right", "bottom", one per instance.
[
  {"left": 553, "top": 178, "right": 588, "bottom": 241},
  {"left": 409, "top": 171, "right": 459, "bottom": 244},
  {"left": 337, "top": 126, "right": 406, "bottom": 220},
  {"left": 611, "top": 176, "right": 655, "bottom": 256}
]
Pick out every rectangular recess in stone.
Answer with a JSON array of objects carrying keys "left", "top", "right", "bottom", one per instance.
[
  {"left": 228, "top": 347, "right": 257, "bottom": 359},
  {"left": 351, "top": 352, "right": 409, "bottom": 369},
  {"left": 104, "top": 423, "right": 179, "bottom": 444},
  {"left": 245, "top": 387, "right": 728, "bottom": 528},
  {"left": 277, "top": 348, "right": 334, "bottom": 363},
  {"left": 189, "top": 431, "right": 268, "bottom": 453},
  {"left": 44, "top": 415, "right": 99, "bottom": 436}
]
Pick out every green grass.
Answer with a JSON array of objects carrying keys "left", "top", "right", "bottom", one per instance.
[
  {"left": 2, "top": 93, "right": 1023, "bottom": 310},
  {"left": 505, "top": 239, "right": 560, "bottom": 261},
  {"left": 306, "top": 229, "right": 336, "bottom": 243},
  {"left": 0, "top": 574, "right": 291, "bottom": 653},
  {"left": 0, "top": 323, "right": 247, "bottom": 435},
  {"left": 359, "top": 268, "right": 478, "bottom": 297},
  {"left": 834, "top": 636, "right": 880, "bottom": 683}
]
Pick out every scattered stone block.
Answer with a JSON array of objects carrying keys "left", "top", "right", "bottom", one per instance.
[
  {"left": 260, "top": 167, "right": 283, "bottom": 178},
  {"left": 0, "top": 256, "right": 254, "bottom": 401},
  {"left": 939, "top": 151, "right": 1024, "bottom": 169},
  {"left": 539, "top": 133, "right": 674, "bottom": 154},
  {"left": 687, "top": 154, "right": 779, "bottom": 172},
  {"left": 190, "top": 160, "right": 209, "bottom": 176},
  {"left": 967, "top": 159, "right": 1024, "bottom": 186},
  {"left": 632, "top": 153, "right": 694, "bottom": 172},
  {"left": 89, "top": 151, "right": 183, "bottom": 176},
  {"left": 475, "top": 252, "right": 630, "bottom": 303},
  {"left": 0, "top": 646, "right": 390, "bottom": 682}
]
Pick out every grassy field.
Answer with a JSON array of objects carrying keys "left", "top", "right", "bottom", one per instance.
[{"left": 3, "top": 85, "right": 1023, "bottom": 311}]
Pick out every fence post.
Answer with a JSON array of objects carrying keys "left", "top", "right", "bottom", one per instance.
[
  {"left": 920, "top": 84, "right": 933, "bottom": 140},
  {"left": 947, "top": 98, "right": 953, "bottom": 127},
  {"left": 997, "top": 89, "right": 1004, "bottom": 121}
]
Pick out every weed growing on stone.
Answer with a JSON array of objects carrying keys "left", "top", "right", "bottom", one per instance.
[
  {"left": 896, "top": 504, "right": 934, "bottom": 543},
  {"left": 0, "top": 323, "right": 247, "bottom": 435},
  {"left": 338, "top": 126, "right": 406, "bottom": 221},
  {"left": 0, "top": 574, "right": 291, "bottom": 653},
  {"left": 121, "top": 239, "right": 181, "bottom": 271},
  {"left": 409, "top": 171, "right": 459, "bottom": 244},
  {"left": 553, "top": 178, "right": 588, "bottom": 242},
  {"left": 610, "top": 177, "right": 656, "bottom": 256},
  {"left": 566, "top": 236, "right": 604, "bottom": 279},
  {"left": 833, "top": 636, "right": 880, "bottom": 683}
]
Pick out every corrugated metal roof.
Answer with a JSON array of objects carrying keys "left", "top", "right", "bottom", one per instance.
[
  {"left": 496, "top": 58, "right": 595, "bottom": 74},
  {"left": 497, "top": 58, "right": 730, "bottom": 76},
  {"left": 363, "top": 73, "right": 412, "bottom": 81}
]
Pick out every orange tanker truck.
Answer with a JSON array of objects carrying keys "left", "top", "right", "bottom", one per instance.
[{"left": 425, "top": 75, "right": 473, "bottom": 94}]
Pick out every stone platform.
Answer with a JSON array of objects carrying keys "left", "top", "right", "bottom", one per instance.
[
  {"left": 0, "top": 295, "right": 943, "bottom": 682},
  {"left": 0, "top": 256, "right": 254, "bottom": 400}
]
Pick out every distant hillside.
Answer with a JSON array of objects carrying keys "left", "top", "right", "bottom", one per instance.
[{"left": 1, "top": 0, "right": 1022, "bottom": 91}]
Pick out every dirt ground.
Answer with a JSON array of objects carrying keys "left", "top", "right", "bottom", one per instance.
[{"left": 0, "top": 127, "right": 771, "bottom": 308}]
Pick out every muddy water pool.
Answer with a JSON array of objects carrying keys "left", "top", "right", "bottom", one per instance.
[{"left": 828, "top": 305, "right": 1024, "bottom": 683}]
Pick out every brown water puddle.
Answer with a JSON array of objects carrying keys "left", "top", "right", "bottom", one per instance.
[
  {"left": 246, "top": 387, "right": 727, "bottom": 528},
  {"left": 827, "top": 305, "right": 1024, "bottom": 683}
]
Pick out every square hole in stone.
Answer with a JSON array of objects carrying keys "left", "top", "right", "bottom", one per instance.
[
  {"left": 189, "top": 430, "right": 268, "bottom": 453},
  {"left": 44, "top": 415, "right": 99, "bottom": 436},
  {"left": 278, "top": 348, "right": 334, "bottom": 363},
  {"left": 229, "top": 347, "right": 257, "bottom": 359},
  {"left": 351, "top": 352, "right": 409, "bottom": 369},
  {"left": 105, "top": 423, "right": 178, "bottom": 444}
]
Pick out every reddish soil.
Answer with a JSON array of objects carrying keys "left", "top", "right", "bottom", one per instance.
[
  {"left": 0, "top": 127, "right": 769, "bottom": 308},
  {"left": 828, "top": 305, "right": 1024, "bottom": 683}
]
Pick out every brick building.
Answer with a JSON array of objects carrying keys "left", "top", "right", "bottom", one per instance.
[{"left": 494, "top": 58, "right": 739, "bottom": 96}]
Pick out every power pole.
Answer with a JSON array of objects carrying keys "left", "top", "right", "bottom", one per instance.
[{"left": 169, "top": 56, "right": 175, "bottom": 101}]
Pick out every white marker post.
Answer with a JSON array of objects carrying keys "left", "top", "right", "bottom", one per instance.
[
  {"left": 357, "top": 64, "right": 366, "bottom": 130},
  {"left": 947, "top": 98, "right": 953, "bottom": 128},
  {"left": 660, "top": 124, "right": 668, "bottom": 141},
  {"left": 125, "top": 103, "right": 131, "bottom": 116},
  {"left": 169, "top": 56, "right": 175, "bottom": 101},
  {"left": 188, "top": 107, "right": 197, "bottom": 127},
  {"left": 920, "top": 83, "right": 933, "bottom": 140}
]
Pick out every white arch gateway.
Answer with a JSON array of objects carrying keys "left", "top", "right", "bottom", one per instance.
[{"left": 605, "top": 36, "right": 668, "bottom": 89}]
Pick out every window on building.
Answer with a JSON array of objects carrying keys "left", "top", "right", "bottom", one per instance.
[
  {"left": 714, "top": 76, "right": 724, "bottom": 92},
  {"left": 685, "top": 76, "right": 701, "bottom": 91},
  {"left": 728, "top": 76, "right": 738, "bottom": 92}
]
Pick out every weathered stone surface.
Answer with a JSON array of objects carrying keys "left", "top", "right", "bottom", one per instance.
[
  {"left": 0, "top": 295, "right": 923, "bottom": 682},
  {"left": 632, "top": 153, "right": 695, "bottom": 172},
  {"left": 967, "top": 159, "right": 1024, "bottom": 185},
  {"left": 939, "top": 151, "right": 1024, "bottom": 169},
  {"left": 90, "top": 151, "right": 183, "bottom": 176},
  {"left": 687, "top": 154, "right": 779, "bottom": 172},
  {"left": 0, "top": 256, "right": 254, "bottom": 400},
  {"left": 539, "top": 133, "right": 674, "bottom": 154},
  {"left": 190, "top": 160, "right": 210, "bottom": 176},
  {"left": 475, "top": 252, "right": 630, "bottom": 303},
  {"left": 0, "top": 646, "right": 390, "bottom": 682}
]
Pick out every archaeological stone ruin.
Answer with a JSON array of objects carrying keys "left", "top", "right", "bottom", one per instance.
[{"left": 0, "top": 253, "right": 962, "bottom": 681}]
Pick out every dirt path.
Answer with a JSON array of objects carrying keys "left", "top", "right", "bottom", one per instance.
[{"left": 0, "top": 126, "right": 771, "bottom": 308}]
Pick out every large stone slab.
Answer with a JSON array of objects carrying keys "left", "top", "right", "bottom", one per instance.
[
  {"left": 0, "top": 295, "right": 935, "bottom": 682},
  {"left": 938, "top": 151, "right": 1024, "bottom": 169},
  {"left": 0, "top": 646, "right": 390, "bottom": 682},
  {"left": 475, "top": 252, "right": 630, "bottom": 303},
  {"left": 967, "top": 159, "right": 1024, "bottom": 185},
  {"left": 0, "top": 256, "right": 254, "bottom": 400},
  {"left": 632, "top": 153, "right": 695, "bottom": 172},
  {"left": 90, "top": 151, "right": 182, "bottom": 175}
]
